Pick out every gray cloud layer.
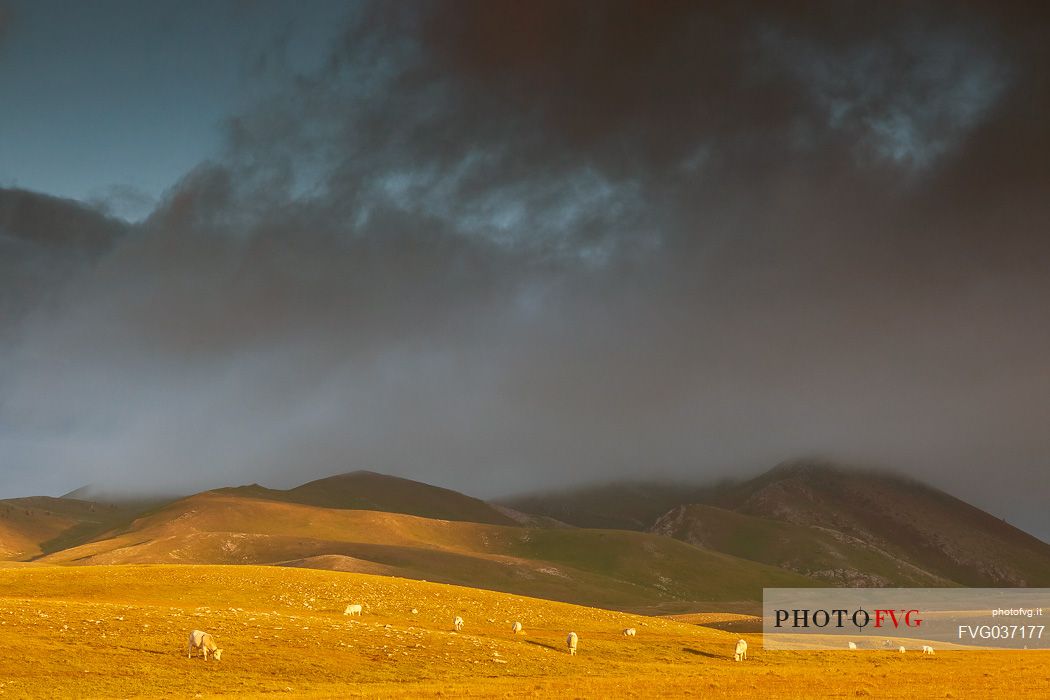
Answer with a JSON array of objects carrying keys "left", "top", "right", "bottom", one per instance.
[{"left": 2, "top": 2, "right": 1048, "bottom": 536}]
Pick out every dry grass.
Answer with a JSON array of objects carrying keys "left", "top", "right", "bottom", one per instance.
[{"left": 0, "top": 565, "right": 1047, "bottom": 698}]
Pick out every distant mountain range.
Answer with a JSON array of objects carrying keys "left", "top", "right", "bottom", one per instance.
[
  {"left": 13, "top": 472, "right": 808, "bottom": 611},
  {"left": 504, "top": 460, "right": 1050, "bottom": 587},
  {"left": 3, "top": 460, "right": 1049, "bottom": 612}
]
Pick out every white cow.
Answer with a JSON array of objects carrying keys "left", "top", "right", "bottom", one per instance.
[
  {"left": 566, "top": 631, "right": 578, "bottom": 656},
  {"left": 734, "top": 638, "right": 748, "bottom": 661},
  {"left": 511, "top": 621, "right": 523, "bottom": 635},
  {"left": 848, "top": 641, "right": 858, "bottom": 650},
  {"left": 623, "top": 627, "right": 637, "bottom": 637},
  {"left": 344, "top": 604, "right": 363, "bottom": 616},
  {"left": 187, "top": 629, "right": 223, "bottom": 661},
  {"left": 922, "top": 645, "right": 935, "bottom": 655},
  {"left": 453, "top": 615, "right": 464, "bottom": 632},
  {"left": 898, "top": 646, "right": 906, "bottom": 654}
]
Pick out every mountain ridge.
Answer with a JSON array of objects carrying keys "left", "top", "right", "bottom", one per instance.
[
  {"left": 501, "top": 459, "right": 1050, "bottom": 587},
  {"left": 214, "top": 470, "right": 517, "bottom": 526},
  {"left": 4, "top": 460, "right": 1048, "bottom": 604},
  {"left": 37, "top": 489, "right": 814, "bottom": 610}
]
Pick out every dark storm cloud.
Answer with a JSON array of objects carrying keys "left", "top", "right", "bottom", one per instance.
[
  {"left": 0, "top": 189, "right": 129, "bottom": 327},
  {"left": 0, "top": 188, "right": 129, "bottom": 252},
  {"left": 2, "top": 2, "right": 1048, "bottom": 537}
]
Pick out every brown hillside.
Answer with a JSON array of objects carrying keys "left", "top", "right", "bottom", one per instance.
[
  {"left": 498, "top": 479, "right": 713, "bottom": 530},
  {"left": 503, "top": 460, "right": 1050, "bottom": 588},
  {"left": 0, "top": 497, "right": 149, "bottom": 561},
  {"left": 39, "top": 491, "right": 814, "bottom": 610},
  {"left": 652, "top": 503, "right": 951, "bottom": 587},
  {"left": 711, "top": 460, "right": 1050, "bottom": 586},
  {"left": 218, "top": 471, "right": 517, "bottom": 526}
]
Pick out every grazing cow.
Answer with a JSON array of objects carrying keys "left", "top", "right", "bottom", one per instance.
[
  {"left": 344, "top": 604, "right": 362, "bottom": 616},
  {"left": 511, "top": 621, "right": 523, "bottom": 635},
  {"left": 187, "top": 630, "right": 223, "bottom": 661},
  {"left": 922, "top": 645, "right": 935, "bottom": 655},
  {"left": 848, "top": 641, "right": 858, "bottom": 650},
  {"left": 623, "top": 628, "right": 637, "bottom": 637},
  {"left": 453, "top": 615, "right": 464, "bottom": 632},
  {"left": 734, "top": 638, "right": 748, "bottom": 661},
  {"left": 898, "top": 646, "right": 906, "bottom": 654},
  {"left": 566, "top": 631, "right": 578, "bottom": 656}
]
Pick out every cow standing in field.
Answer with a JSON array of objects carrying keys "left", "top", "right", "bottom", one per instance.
[
  {"left": 848, "top": 641, "right": 858, "bottom": 650},
  {"left": 187, "top": 630, "right": 223, "bottom": 661},
  {"left": 623, "top": 628, "right": 637, "bottom": 637},
  {"left": 922, "top": 645, "right": 935, "bottom": 655},
  {"left": 511, "top": 621, "right": 523, "bottom": 635},
  {"left": 734, "top": 638, "right": 748, "bottom": 661},
  {"left": 344, "top": 604, "right": 363, "bottom": 616},
  {"left": 566, "top": 632, "right": 578, "bottom": 656},
  {"left": 453, "top": 616, "right": 464, "bottom": 632}
]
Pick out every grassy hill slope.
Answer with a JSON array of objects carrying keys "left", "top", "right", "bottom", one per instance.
[
  {"left": 713, "top": 460, "right": 1050, "bottom": 586},
  {"left": 39, "top": 491, "right": 813, "bottom": 609},
  {"left": 503, "top": 460, "right": 1050, "bottom": 587},
  {"left": 496, "top": 479, "right": 719, "bottom": 530},
  {"left": 0, "top": 497, "right": 156, "bottom": 561},
  {"left": 652, "top": 503, "right": 950, "bottom": 586},
  {"left": 1, "top": 564, "right": 1046, "bottom": 699}
]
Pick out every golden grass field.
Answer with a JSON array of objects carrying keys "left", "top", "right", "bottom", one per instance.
[{"left": 0, "top": 564, "right": 1047, "bottom": 698}]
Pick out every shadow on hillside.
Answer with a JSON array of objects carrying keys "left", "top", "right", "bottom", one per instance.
[
  {"left": 34, "top": 497, "right": 175, "bottom": 558},
  {"left": 525, "top": 639, "right": 562, "bottom": 653},
  {"left": 682, "top": 647, "right": 723, "bottom": 660},
  {"left": 698, "top": 619, "right": 763, "bottom": 633}
]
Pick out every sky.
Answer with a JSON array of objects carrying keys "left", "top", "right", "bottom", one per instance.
[{"left": 1, "top": 1, "right": 1049, "bottom": 538}]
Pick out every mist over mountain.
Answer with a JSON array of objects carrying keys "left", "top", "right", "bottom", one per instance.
[
  {"left": 1, "top": 2, "right": 1048, "bottom": 539},
  {"left": 655, "top": 461, "right": 1050, "bottom": 587}
]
